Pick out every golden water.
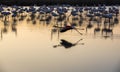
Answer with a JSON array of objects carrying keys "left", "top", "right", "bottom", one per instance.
[{"left": 0, "top": 10, "right": 120, "bottom": 72}]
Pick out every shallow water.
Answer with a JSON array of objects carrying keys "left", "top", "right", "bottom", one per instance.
[{"left": 0, "top": 7, "right": 120, "bottom": 72}]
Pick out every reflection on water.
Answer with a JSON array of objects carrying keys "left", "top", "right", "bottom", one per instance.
[
  {"left": 0, "top": 5, "right": 120, "bottom": 72},
  {"left": 53, "top": 39, "right": 84, "bottom": 48}
]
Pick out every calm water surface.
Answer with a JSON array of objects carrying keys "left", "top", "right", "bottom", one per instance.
[{"left": 0, "top": 6, "right": 120, "bottom": 72}]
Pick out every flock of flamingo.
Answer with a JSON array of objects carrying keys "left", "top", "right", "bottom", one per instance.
[{"left": 0, "top": 4, "right": 120, "bottom": 40}]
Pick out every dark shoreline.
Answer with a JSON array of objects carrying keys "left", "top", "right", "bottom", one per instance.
[{"left": 0, "top": 0, "right": 120, "bottom": 6}]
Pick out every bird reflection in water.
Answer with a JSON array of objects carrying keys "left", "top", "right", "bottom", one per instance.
[
  {"left": 53, "top": 39, "right": 84, "bottom": 48},
  {"left": 0, "top": 16, "right": 18, "bottom": 40},
  {"left": 11, "top": 23, "right": 17, "bottom": 36},
  {"left": 51, "top": 28, "right": 60, "bottom": 40},
  {"left": 1, "top": 17, "right": 9, "bottom": 34},
  {"left": 0, "top": 30, "right": 2, "bottom": 40}
]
